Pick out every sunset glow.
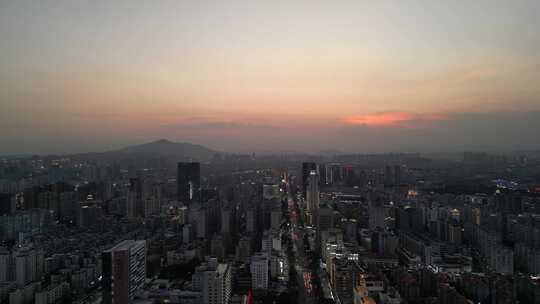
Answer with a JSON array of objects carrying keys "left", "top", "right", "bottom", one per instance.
[
  {"left": 1, "top": 0, "right": 540, "bottom": 154},
  {"left": 344, "top": 112, "right": 449, "bottom": 128},
  {"left": 2, "top": 3, "right": 539, "bottom": 302}
]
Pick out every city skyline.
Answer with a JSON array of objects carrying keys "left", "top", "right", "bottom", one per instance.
[
  {"left": 1, "top": 0, "right": 540, "bottom": 154},
  {"left": 2, "top": 2, "right": 540, "bottom": 303}
]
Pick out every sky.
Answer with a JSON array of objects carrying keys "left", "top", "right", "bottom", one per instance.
[{"left": 1, "top": 0, "right": 540, "bottom": 154}]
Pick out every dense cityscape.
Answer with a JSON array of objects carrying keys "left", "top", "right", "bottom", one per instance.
[
  {"left": 1, "top": 140, "right": 540, "bottom": 303},
  {"left": 2, "top": 1, "right": 540, "bottom": 303}
]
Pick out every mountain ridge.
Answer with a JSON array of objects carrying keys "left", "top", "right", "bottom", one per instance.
[{"left": 68, "top": 139, "right": 219, "bottom": 160}]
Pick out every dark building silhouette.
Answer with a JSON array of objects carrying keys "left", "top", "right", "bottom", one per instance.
[
  {"left": 177, "top": 162, "right": 201, "bottom": 204},
  {"left": 301, "top": 162, "right": 317, "bottom": 198},
  {"left": 394, "top": 165, "right": 401, "bottom": 186},
  {"left": 126, "top": 177, "right": 143, "bottom": 218},
  {"left": 0, "top": 193, "right": 14, "bottom": 216},
  {"left": 384, "top": 165, "right": 402, "bottom": 187}
]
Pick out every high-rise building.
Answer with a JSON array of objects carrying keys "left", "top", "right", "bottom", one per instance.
[
  {"left": 190, "top": 207, "right": 208, "bottom": 239},
  {"left": 182, "top": 224, "right": 194, "bottom": 244},
  {"left": 384, "top": 165, "right": 402, "bottom": 187},
  {"left": 262, "top": 184, "right": 280, "bottom": 200},
  {"left": 14, "top": 246, "right": 44, "bottom": 287},
  {"left": 371, "top": 229, "right": 398, "bottom": 257},
  {"left": 245, "top": 208, "right": 256, "bottom": 233},
  {"left": 102, "top": 240, "right": 146, "bottom": 304},
  {"left": 324, "top": 164, "right": 333, "bottom": 185},
  {"left": 192, "top": 262, "right": 232, "bottom": 304},
  {"left": 302, "top": 162, "right": 317, "bottom": 198},
  {"left": 0, "top": 209, "right": 53, "bottom": 241},
  {"left": 143, "top": 182, "right": 162, "bottom": 217},
  {"left": 270, "top": 254, "right": 288, "bottom": 280},
  {"left": 331, "top": 258, "right": 361, "bottom": 304},
  {"left": 250, "top": 253, "right": 269, "bottom": 290},
  {"left": 369, "top": 200, "right": 386, "bottom": 230},
  {"left": 385, "top": 166, "right": 392, "bottom": 186},
  {"left": 306, "top": 170, "right": 320, "bottom": 229},
  {"left": 236, "top": 236, "right": 252, "bottom": 263},
  {"left": 221, "top": 207, "right": 234, "bottom": 234},
  {"left": 318, "top": 205, "right": 334, "bottom": 231},
  {"left": 489, "top": 245, "right": 514, "bottom": 275},
  {"left": 261, "top": 230, "right": 273, "bottom": 257},
  {"left": 371, "top": 229, "right": 384, "bottom": 255},
  {"left": 177, "top": 162, "right": 201, "bottom": 204},
  {"left": 126, "top": 178, "right": 142, "bottom": 218},
  {"left": 78, "top": 204, "right": 100, "bottom": 228},
  {"left": 270, "top": 210, "right": 282, "bottom": 230},
  {"left": 317, "top": 205, "right": 333, "bottom": 255},
  {"left": 126, "top": 192, "right": 137, "bottom": 219},
  {"left": 0, "top": 193, "right": 15, "bottom": 216},
  {"left": 448, "top": 223, "right": 462, "bottom": 245},
  {"left": 211, "top": 234, "right": 226, "bottom": 261},
  {"left": 306, "top": 170, "right": 319, "bottom": 213},
  {"left": 394, "top": 165, "right": 401, "bottom": 186},
  {"left": 0, "top": 247, "right": 12, "bottom": 282}
]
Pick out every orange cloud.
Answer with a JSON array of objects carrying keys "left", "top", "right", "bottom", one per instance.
[{"left": 344, "top": 112, "right": 448, "bottom": 128}]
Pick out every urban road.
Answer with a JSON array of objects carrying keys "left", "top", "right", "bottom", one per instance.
[{"left": 287, "top": 190, "right": 319, "bottom": 304}]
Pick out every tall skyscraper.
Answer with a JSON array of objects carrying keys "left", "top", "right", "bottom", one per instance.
[
  {"left": 236, "top": 236, "right": 252, "bottom": 263},
  {"left": 318, "top": 205, "right": 334, "bottom": 232},
  {"left": 306, "top": 170, "right": 319, "bottom": 214},
  {"left": 0, "top": 248, "right": 11, "bottom": 283},
  {"left": 270, "top": 209, "right": 282, "bottom": 230},
  {"left": 221, "top": 207, "right": 234, "bottom": 234},
  {"left": 317, "top": 201, "right": 334, "bottom": 256},
  {"left": 307, "top": 170, "right": 321, "bottom": 253},
  {"left": 190, "top": 207, "right": 208, "bottom": 239},
  {"left": 192, "top": 262, "right": 232, "bottom": 304},
  {"left": 102, "top": 240, "right": 146, "bottom": 304},
  {"left": 245, "top": 208, "right": 256, "bottom": 233},
  {"left": 211, "top": 234, "right": 226, "bottom": 261},
  {"left": 177, "top": 162, "right": 201, "bottom": 204},
  {"left": 14, "top": 246, "right": 44, "bottom": 287},
  {"left": 385, "top": 166, "right": 392, "bottom": 186},
  {"left": 369, "top": 200, "right": 386, "bottom": 230},
  {"left": 78, "top": 204, "right": 100, "bottom": 228},
  {"left": 394, "top": 165, "right": 401, "bottom": 186},
  {"left": 126, "top": 178, "right": 142, "bottom": 218},
  {"left": 250, "top": 253, "right": 269, "bottom": 290},
  {"left": 302, "top": 162, "right": 317, "bottom": 198},
  {"left": 0, "top": 193, "right": 15, "bottom": 216},
  {"left": 384, "top": 165, "right": 402, "bottom": 186},
  {"left": 331, "top": 258, "right": 361, "bottom": 304}
]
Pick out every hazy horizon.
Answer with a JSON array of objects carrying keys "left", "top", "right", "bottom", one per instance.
[{"left": 2, "top": 1, "right": 540, "bottom": 155}]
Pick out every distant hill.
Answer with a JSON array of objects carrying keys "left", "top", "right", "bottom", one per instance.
[
  {"left": 70, "top": 139, "right": 218, "bottom": 161},
  {"left": 317, "top": 149, "right": 346, "bottom": 156},
  {"left": 115, "top": 139, "right": 218, "bottom": 159},
  {"left": 0, "top": 154, "right": 32, "bottom": 160}
]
